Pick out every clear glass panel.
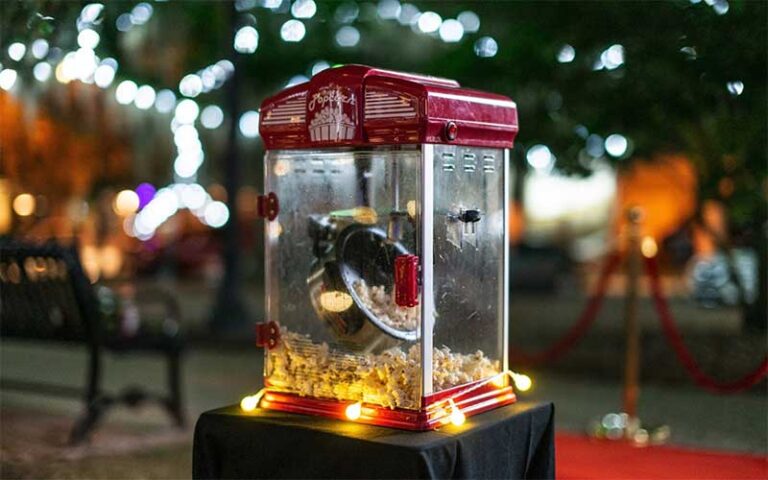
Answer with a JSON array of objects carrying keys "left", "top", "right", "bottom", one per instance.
[
  {"left": 264, "top": 147, "right": 423, "bottom": 409},
  {"left": 431, "top": 145, "right": 506, "bottom": 394}
]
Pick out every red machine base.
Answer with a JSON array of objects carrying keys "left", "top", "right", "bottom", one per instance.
[{"left": 259, "top": 380, "right": 516, "bottom": 430}]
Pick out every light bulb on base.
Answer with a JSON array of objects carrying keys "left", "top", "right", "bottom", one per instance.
[
  {"left": 511, "top": 373, "right": 532, "bottom": 392},
  {"left": 345, "top": 402, "right": 362, "bottom": 420}
]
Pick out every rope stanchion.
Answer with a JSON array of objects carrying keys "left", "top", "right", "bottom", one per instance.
[
  {"left": 644, "top": 255, "right": 768, "bottom": 394},
  {"left": 510, "top": 252, "right": 622, "bottom": 365}
]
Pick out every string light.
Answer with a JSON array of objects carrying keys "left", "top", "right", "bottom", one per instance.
[
  {"left": 345, "top": 402, "right": 362, "bottom": 420},
  {"left": 511, "top": 372, "right": 532, "bottom": 392},
  {"left": 240, "top": 389, "right": 266, "bottom": 412},
  {"left": 448, "top": 400, "right": 466, "bottom": 426}
]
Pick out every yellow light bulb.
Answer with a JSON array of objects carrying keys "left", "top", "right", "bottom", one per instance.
[
  {"left": 512, "top": 373, "right": 532, "bottom": 392},
  {"left": 450, "top": 408, "right": 466, "bottom": 426},
  {"left": 12, "top": 193, "right": 35, "bottom": 217},
  {"left": 240, "top": 395, "right": 257, "bottom": 412},
  {"left": 345, "top": 402, "right": 362, "bottom": 420}
]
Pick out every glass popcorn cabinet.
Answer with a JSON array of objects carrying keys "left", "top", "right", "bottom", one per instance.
[{"left": 255, "top": 65, "right": 519, "bottom": 429}]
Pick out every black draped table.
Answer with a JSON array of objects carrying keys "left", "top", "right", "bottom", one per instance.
[{"left": 193, "top": 401, "right": 555, "bottom": 479}]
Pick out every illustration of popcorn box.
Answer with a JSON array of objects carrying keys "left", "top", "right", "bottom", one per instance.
[{"left": 309, "top": 106, "right": 355, "bottom": 141}]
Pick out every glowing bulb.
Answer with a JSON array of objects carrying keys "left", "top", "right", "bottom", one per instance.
[
  {"left": 240, "top": 395, "right": 258, "bottom": 412},
  {"left": 450, "top": 407, "right": 466, "bottom": 426},
  {"left": 641, "top": 236, "right": 658, "bottom": 258},
  {"left": 345, "top": 402, "right": 362, "bottom": 420},
  {"left": 511, "top": 373, "right": 532, "bottom": 392}
]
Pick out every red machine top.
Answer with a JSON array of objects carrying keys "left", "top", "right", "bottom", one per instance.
[{"left": 259, "top": 64, "right": 518, "bottom": 150}]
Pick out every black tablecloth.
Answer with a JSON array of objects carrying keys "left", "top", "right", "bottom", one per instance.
[{"left": 193, "top": 401, "right": 555, "bottom": 479}]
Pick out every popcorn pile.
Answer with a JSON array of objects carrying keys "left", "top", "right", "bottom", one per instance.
[
  {"left": 267, "top": 328, "right": 499, "bottom": 410},
  {"left": 352, "top": 279, "right": 420, "bottom": 331}
]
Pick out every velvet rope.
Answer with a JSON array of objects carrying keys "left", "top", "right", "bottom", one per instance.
[
  {"left": 644, "top": 255, "right": 768, "bottom": 394},
  {"left": 510, "top": 252, "right": 623, "bottom": 365}
]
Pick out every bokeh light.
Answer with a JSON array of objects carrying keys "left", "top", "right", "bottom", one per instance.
[
  {"left": 439, "top": 19, "right": 464, "bottom": 43},
  {"left": 239, "top": 111, "right": 260, "bottom": 138},
  {"left": 605, "top": 134, "right": 628, "bottom": 157},
  {"left": 234, "top": 26, "right": 259, "bottom": 54},
  {"left": 12, "top": 194, "right": 35, "bottom": 217},
  {"left": 335, "top": 26, "right": 360, "bottom": 47},
  {"left": 474, "top": 36, "right": 498, "bottom": 57},
  {"left": 201, "top": 105, "right": 224, "bottom": 129},
  {"left": 115, "top": 80, "right": 138, "bottom": 105},
  {"left": 417, "top": 11, "right": 442, "bottom": 33},
  {"left": 281, "top": 20, "right": 306, "bottom": 42}
]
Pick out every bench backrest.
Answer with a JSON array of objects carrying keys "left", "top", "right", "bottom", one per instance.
[{"left": 0, "top": 239, "right": 100, "bottom": 344}]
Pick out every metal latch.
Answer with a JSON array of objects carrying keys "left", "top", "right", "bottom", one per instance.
[
  {"left": 255, "top": 321, "right": 280, "bottom": 349},
  {"left": 394, "top": 254, "right": 420, "bottom": 308},
  {"left": 257, "top": 192, "right": 279, "bottom": 221}
]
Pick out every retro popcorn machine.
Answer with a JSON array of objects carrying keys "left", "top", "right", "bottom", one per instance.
[{"left": 254, "top": 65, "right": 519, "bottom": 429}]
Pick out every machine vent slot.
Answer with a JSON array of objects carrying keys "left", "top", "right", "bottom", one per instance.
[
  {"left": 442, "top": 152, "right": 456, "bottom": 172},
  {"left": 483, "top": 155, "right": 496, "bottom": 173},
  {"left": 312, "top": 169, "right": 325, "bottom": 174},
  {"left": 330, "top": 169, "right": 342, "bottom": 175},
  {"left": 294, "top": 168, "right": 306, "bottom": 174},
  {"left": 463, "top": 153, "right": 477, "bottom": 173}
]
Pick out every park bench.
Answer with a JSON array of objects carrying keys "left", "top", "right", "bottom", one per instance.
[{"left": 0, "top": 238, "right": 185, "bottom": 443}]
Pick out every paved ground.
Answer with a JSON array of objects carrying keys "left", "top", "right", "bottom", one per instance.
[{"left": 1, "top": 340, "right": 765, "bottom": 478}]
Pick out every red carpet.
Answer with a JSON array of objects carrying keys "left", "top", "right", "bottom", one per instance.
[{"left": 556, "top": 433, "right": 767, "bottom": 479}]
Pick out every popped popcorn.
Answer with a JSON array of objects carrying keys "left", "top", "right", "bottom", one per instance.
[
  {"left": 267, "top": 327, "right": 499, "bottom": 410},
  {"left": 352, "top": 279, "right": 420, "bottom": 331}
]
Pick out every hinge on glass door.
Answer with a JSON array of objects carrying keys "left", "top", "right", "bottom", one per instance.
[
  {"left": 257, "top": 192, "right": 279, "bottom": 220},
  {"left": 394, "top": 254, "right": 420, "bottom": 308},
  {"left": 255, "top": 321, "right": 280, "bottom": 349}
]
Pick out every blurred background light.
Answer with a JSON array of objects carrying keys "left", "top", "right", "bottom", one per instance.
[
  {"left": 115, "top": 80, "right": 138, "bottom": 105},
  {"left": 281, "top": 20, "right": 306, "bottom": 42},
  {"left": 12, "top": 194, "right": 35, "bottom": 217},
  {"left": 291, "top": 0, "right": 317, "bottom": 19},
  {"left": 175, "top": 99, "right": 200, "bottom": 124},
  {"left": 94, "top": 63, "right": 116, "bottom": 88},
  {"left": 134, "top": 85, "right": 156, "bottom": 110},
  {"left": 727, "top": 81, "right": 744, "bottom": 96},
  {"left": 335, "top": 2, "right": 359, "bottom": 24},
  {"left": 200, "top": 105, "right": 224, "bottom": 129},
  {"left": 203, "top": 201, "right": 230, "bottom": 228},
  {"left": 439, "top": 19, "right": 464, "bottom": 43},
  {"left": 33, "top": 62, "right": 52, "bottom": 82},
  {"left": 377, "top": 0, "right": 401, "bottom": 20},
  {"left": 286, "top": 75, "right": 309, "bottom": 87},
  {"left": 180, "top": 74, "right": 203, "bottom": 98},
  {"left": 116, "top": 13, "right": 133, "bottom": 32},
  {"left": 239, "top": 111, "right": 260, "bottom": 138},
  {"left": 398, "top": 3, "right": 419, "bottom": 25},
  {"left": 335, "top": 26, "right": 360, "bottom": 47},
  {"left": 31, "top": 39, "right": 49, "bottom": 60},
  {"left": 601, "top": 44, "right": 625, "bottom": 70},
  {"left": 113, "top": 190, "right": 140, "bottom": 216},
  {"left": 311, "top": 60, "right": 331, "bottom": 76},
  {"left": 457, "top": 11, "right": 480, "bottom": 33},
  {"left": 605, "top": 134, "right": 628, "bottom": 157},
  {"left": 234, "top": 26, "right": 259, "bottom": 54},
  {"left": 7, "top": 43, "right": 26, "bottom": 62},
  {"left": 131, "top": 3, "right": 154, "bottom": 25},
  {"left": 77, "top": 29, "right": 100, "bottom": 49},
  {"left": 474, "top": 36, "right": 498, "bottom": 57},
  {"left": 557, "top": 44, "right": 576, "bottom": 63},
  {"left": 526, "top": 144, "right": 556, "bottom": 171},
  {"left": 417, "top": 11, "right": 442, "bottom": 33},
  {"left": 155, "top": 89, "right": 177, "bottom": 114}
]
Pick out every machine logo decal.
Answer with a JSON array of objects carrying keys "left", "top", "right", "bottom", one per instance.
[{"left": 308, "top": 84, "right": 357, "bottom": 141}]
